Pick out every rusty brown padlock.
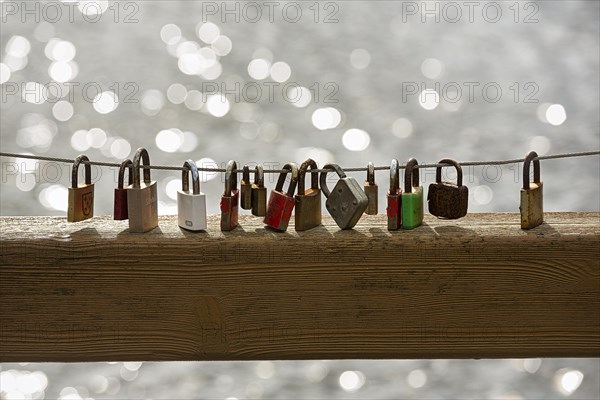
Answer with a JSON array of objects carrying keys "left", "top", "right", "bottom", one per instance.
[
  {"left": 427, "top": 158, "right": 468, "bottom": 219},
  {"left": 220, "top": 160, "right": 239, "bottom": 231},
  {"left": 113, "top": 159, "right": 133, "bottom": 221}
]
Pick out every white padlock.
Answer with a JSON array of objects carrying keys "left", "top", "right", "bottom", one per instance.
[{"left": 177, "top": 159, "right": 207, "bottom": 231}]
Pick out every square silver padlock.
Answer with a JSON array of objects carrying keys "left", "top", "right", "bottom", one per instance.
[
  {"left": 320, "top": 164, "right": 368, "bottom": 230},
  {"left": 177, "top": 160, "right": 207, "bottom": 231}
]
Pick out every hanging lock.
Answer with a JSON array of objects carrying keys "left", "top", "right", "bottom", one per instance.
[
  {"left": 401, "top": 158, "right": 424, "bottom": 230},
  {"left": 520, "top": 151, "right": 543, "bottom": 229},
  {"left": 264, "top": 163, "right": 299, "bottom": 232},
  {"left": 127, "top": 148, "right": 159, "bottom": 232},
  {"left": 251, "top": 165, "right": 267, "bottom": 217},
  {"left": 386, "top": 159, "right": 402, "bottom": 230},
  {"left": 295, "top": 158, "right": 322, "bottom": 231},
  {"left": 67, "top": 154, "right": 94, "bottom": 222},
  {"left": 113, "top": 159, "right": 132, "bottom": 220},
  {"left": 321, "top": 164, "right": 368, "bottom": 230},
  {"left": 363, "top": 162, "right": 378, "bottom": 215},
  {"left": 240, "top": 165, "right": 253, "bottom": 210},
  {"left": 428, "top": 158, "right": 468, "bottom": 219},
  {"left": 220, "top": 160, "right": 239, "bottom": 231},
  {"left": 177, "top": 160, "right": 207, "bottom": 231}
]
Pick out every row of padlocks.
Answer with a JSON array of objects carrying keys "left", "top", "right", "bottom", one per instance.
[{"left": 67, "top": 148, "right": 544, "bottom": 232}]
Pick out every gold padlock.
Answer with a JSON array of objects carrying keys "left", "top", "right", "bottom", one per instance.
[
  {"left": 67, "top": 155, "right": 94, "bottom": 222},
  {"left": 520, "top": 151, "right": 543, "bottom": 229},
  {"left": 240, "top": 165, "right": 252, "bottom": 210},
  {"left": 295, "top": 158, "right": 322, "bottom": 231},
  {"left": 251, "top": 165, "right": 267, "bottom": 217},
  {"left": 363, "top": 162, "right": 378, "bottom": 215},
  {"left": 127, "top": 148, "right": 159, "bottom": 233}
]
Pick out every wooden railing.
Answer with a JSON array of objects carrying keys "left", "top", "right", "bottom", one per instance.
[{"left": 1, "top": 212, "right": 598, "bottom": 362}]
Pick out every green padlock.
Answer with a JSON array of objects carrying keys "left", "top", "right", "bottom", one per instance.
[{"left": 401, "top": 158, "right": 423, "bottom": 229}]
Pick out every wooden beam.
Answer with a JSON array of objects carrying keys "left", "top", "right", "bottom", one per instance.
[{"left": 1, "top": 212, "right": 599, "bottom": 362}]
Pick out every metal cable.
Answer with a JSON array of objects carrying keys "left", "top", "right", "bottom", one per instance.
[{"left": 0, "top": 150, "right": 598, "bottom": 174}]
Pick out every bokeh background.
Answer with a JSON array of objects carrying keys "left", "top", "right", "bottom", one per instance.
[{"left": 1, "top": 0, "right": 599, "bottom": 399}]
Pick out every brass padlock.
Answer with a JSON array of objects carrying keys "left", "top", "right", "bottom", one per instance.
[
  {"left": 520, "top": 151, "right": 543, "bottom": 229},
  {"left": 320, "top": 164, "right": 368, "bottom": 230},
  {"left": 251, "top": 165, "right": 267, "bottom": 217},
  {"left": 386, "top": 159, "right": 401, "bottom": 230},
  {"left": 127, "top": 147, "right": 159, "bottom": 232},
  {"left": 364, "top": 162, "right": 378, "bottom": 215},
  {"left": 295, "top": 158, "right": 322, "bottom": 231},
  {"left": 427, "top": 158, "right": 468, "bottom": 219},
  {"left": 67, "top": 154, "right": 94, "bottom": 222},
  {"left": 240, "top": 164, "right": 252, "bottom": 210}
]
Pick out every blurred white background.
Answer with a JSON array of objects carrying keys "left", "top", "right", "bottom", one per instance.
[{"left": 1, "top": 1, "right": 599, "bottom": 399}]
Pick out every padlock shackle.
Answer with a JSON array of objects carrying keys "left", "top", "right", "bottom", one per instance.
[
  {"left": 117, "top": 159, "right": 133, "bottom": 189},
  {"left": 224, "top": 160, "right": 237, "bottom": 196},
  {"left": 319, "top": 164, "right": 346, "bottom": 198},
  {"left": 389, "top": 159, "right": 400, "bottom": 193},
  {"left": 366, "top": 162, "right": 375, "bottom": 185},
  {"left": 298, "top": 158, "right": 318, "bottom": 195},
  {"left": 404, "top": 158, "right": 420, "bottom": 193},
  {"left": 242, "top": 165, "right": 251, "bottom": 184},
  {"left": 254, "top": 165, "right": 264, "bottom": 187},
  {"left": 71, "top": 154, "right": 92, "bottom": 188},
  {"left": 435, "top": 158, "right": 463, "bottom": 187},
  {"left": 275, "top": 162, "right": 299, "bottom": 196},
  {"left": 182, "top": 159, "right": 200, "bottom": 195},
  {"left": 522, "top": 151, "right": 541, "bottom": 190},
  {"left": 132, "top": 148, "right": 152, "bottom": 188}
]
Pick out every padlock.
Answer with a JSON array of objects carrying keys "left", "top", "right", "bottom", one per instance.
[
  {"left": 113, "top": 159, "right": 132, "bottom": 220},
  {"left": 67, "top": 154, "right": 94, "bottom": 222},
  {"left": 264, "top": 163, "right": 299, "bottom": 232},
  {"left": 240, "top": 164, "right": 252, "bottom": 210},
  {"left": 251, "top": 165, "right": 267, "bottom": 217},
  {"left": 364, "top": 162, "right": 378, "bottom": 215},
  {"left": 295, "top": 158, "right": 322, "bottom": 231},
  {"left": 427, "top": 158, "right": 468, "bottom": 219},
  {"left": 386, "top": 159, "right": 401, "bottom": 230},
  {"left": 220, "top": 160, "right": 239, "bottom": 231},
  {"left": 320, "top": 164, "right": 368, "bottom": 230},
  {"left": 177, "top": 159, "right": 207, "bottom": 231},
  {"left": 127, "top": 147, "right": 159, "bottom": 232},
  {"left": 401, "top": 158, "right": 424, "bottom": 230},
  {"left": 520, "top": 151, "right": 543, "bottom": 229}
]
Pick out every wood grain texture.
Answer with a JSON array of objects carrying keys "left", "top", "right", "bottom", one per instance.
[{"left": 1, "top": 212, "right": 599, "bottom": 362}]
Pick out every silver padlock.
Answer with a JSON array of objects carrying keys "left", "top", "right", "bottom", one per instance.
[
  {"left": 177, "top": 159, "right": 207, "bottom": 231},
  {"left": 320, "top": 163, "right": 368, "bottom": 230}
]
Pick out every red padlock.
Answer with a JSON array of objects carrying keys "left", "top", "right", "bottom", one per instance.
[
  {"left": 386, "top": 159, "right": 402, "bottom": 230},
  {"left": 220, "top": 160, "right": 239, "bottom": 231},
  {"left": 113, "top": 159, "right": 133, "bottom": 220},
  {"left": 264, "top": 163, "right": 299, "bottom": 232}
]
